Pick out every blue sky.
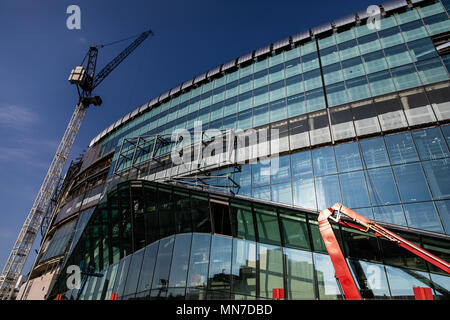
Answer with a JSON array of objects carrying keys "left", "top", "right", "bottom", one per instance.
[{"left": 0, "top": 0, "right": 375, "bottom": 276}]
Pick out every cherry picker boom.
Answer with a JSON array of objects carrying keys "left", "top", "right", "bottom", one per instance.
[
  {"left": 0, "top": 29, "right": 153, "bottom": 300},
  {"left": 318, "top": 203, "right": 450, "bottom": 300}
]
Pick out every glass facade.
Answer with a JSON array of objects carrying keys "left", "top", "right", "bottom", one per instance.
[
  {"left": 49, "top": 180, "right": 450, "bottom": 300},
  {"left": 41, "top": 0, "right": 450, "bottom": 302}
]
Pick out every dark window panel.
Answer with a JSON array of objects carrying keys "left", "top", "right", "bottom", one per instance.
[
  {"left": 211, "top": 202, "right": 232, "bottom": 236},
  {"left": 151, "top": 236, "right": 175, "bottom": 290},
  {"left": 254, "top": 205, "right": 281, "bottom": 245},
  {"left": 279, "top": 209, "right": 311, "bottom": 250},
  {"left": 136, "top": 241, "right": 159, "bottom": 293},
  {"left": 191, "top": 193, "right": 211, "bottom": 233},
  {"left": 169, "top": 234, "right": 192, "bottom": 288},
  {"left": 230, "top": 201, "right": 256, "bottom": 241}
]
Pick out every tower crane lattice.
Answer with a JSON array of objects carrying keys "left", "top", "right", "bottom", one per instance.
[{"left": 0, "top": 29, "right": 153, "bottom": 299}]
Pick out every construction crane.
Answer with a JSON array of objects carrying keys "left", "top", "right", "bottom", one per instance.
[
  {"left": 0, "top": 29, "right": 153, "bottom": 300},
  {"left": 318, "top": 203, "right": 450, "bottom": 300}
]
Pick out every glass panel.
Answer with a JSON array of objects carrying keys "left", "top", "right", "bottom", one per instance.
[
  {"left": 390, "top": 64, "right": 422, "bottom": 91},
  {"left": 255, "top": 205, "right": 281, "bottom": 245},
  {"left": 360, "top": 137, "right": 390, "bottom": 169},
  {"left": 151, "top": 236, "right": 175, "bottom": 290},
  {"left": 187, "top": 233, "right": 211, "bottom": 289},
  {"left": 123, "top": 249, "right": 145, "bottom": 297},
  {"left": 279, "top": 209, "right": 310, "bottom": 250},
  {"left": 305, "top": 88, "right": 326, "bottom": 112},
  {"left": 231, "top": 239, "right": 257, "bottom": 296},
  {"left": 286, "top": 75, "right": 304, "bottom": 96},
  {"left": 346, "top": 76, "right": 371, "bottom": 101},
  {"left": 358, "top": 32, "right": 382, "bottom": 55},
  {"left": 271, "top": 182, "right": 292, "bottom": 205},
  {"left": 285, "top": 58, "right": 301, "bottom": 78},
  {"left": 291, "top": 151, "right": 313, "bottom": 178},
  {"left": 338, "top": 39, "right": 359, "bottom": 61},
  {"left": 408, "top": 38, "right": 438, "bottom": 62},
  {"left": 400, "top": 20, "right": 428, "bottom": 42},
  {"left": 392, "top": 163, "right": 432, "bottom": 202},
  {"left": 312, "top": 147, "right": 337, "bottom": 176},
  {"left": 303, "top": 69, "right": 322, "bottom": 91},
  {"left": 348, "top": 259, "right": 391, "bottom": 299},
  {"left": 385, "top": 132, "right": 419, "bottom": 165},
  {"left": 320, "top": 45, "right": 340, "bottom": 66},
  {"left": 341, "top": 57, "right": 365, "bottom": 80},
  {"left": 208, "top": 235, "right": 232, "bottom": 292},
  {"left": 435, "top": 200, "right": 450, "bottom": 234},
  {"left": 326, "top": 82, "right": 348, "bottom": 107},
  {"left": 313, "top": 253, "right": 343, "bottom": 300},
  {"left": 339, "top": 171, "right": 371, "bottom": 208},
  {"left": 373, "top": 205, "right": 407, "bottom": 226},
  {"left": 334, "top": 142, "right": 363, "bottom": 172},
  {"left": 315, "top": 174, "right": 342, "bottom": 210},
  {"left": 423, "top": 12, "right": 450, "bottom": 35},
  {"left": 323, "top": 63, "right": 344, "bottom": 85},
  {"left": 136, "top": 241, "right": 159, "bottom": 293},
  {"left": 284, "top": 248, "right": 315, "bottom": 299},
  {"left": 252, "top": 186, "right": 271, "bottom": 201},
  {"left": 367, "top": 70, "right": 396, "bottom": 96},
  {"left": 269, "top": 98, "right": 287, "bottom": 122},
  {"left": 230, "top": 201, "right": 256, "bottom": 241},
  {"left": 416, "top": 57, "right": 449, "bottom": 85},
  {"left": 366, "top": 167, "right": 401, "bottom": 206},
  {"left": 191, "top": 194, "right": 211, "bottom": 233},
  {"left": 404, "top": 202, "right": 443, "bottom": 233},
  {"left": 301, "top": 51, "right": 319, "bottom": 72},
  {"left": 292, "top": 178, "right": 317, "bottom": 210},
  {"left": 385, "top": 265, "right": 432, "bottom": 299},
  {"left": 412, "top": 127, "right": 449, "bottom": 161},
  {"left": 287, "top": 93, "right": 307, "bottom": 117},
  {"left": 429, "top": 273, "right": 450, "bottom": 300},
  {"left": 174, "top": 191, "right": 192, "bottom": 233},
  {"left": 384, "top": 44, "right": 412, "bottom": 68},
  {"left": 168, "top": 234, "right": 192, "bottom": 287},
  {"left": 158, "top": 188, "right": 175, "bottom": 238},
  {"left": 258, "top": 243, "right": 284, "bottom": 299},
  {"left": 362, "top": 50, "right": 388, "bottom": 74},
  {"left": 378, "top": 26, "right": 403, "bottom": 49}
]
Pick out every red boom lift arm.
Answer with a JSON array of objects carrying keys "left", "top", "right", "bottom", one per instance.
[{"left": 318, "top": 203, "right": 450, "bottom": 300}]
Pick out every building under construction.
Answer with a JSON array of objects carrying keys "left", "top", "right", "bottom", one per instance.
[{"left": 9, "top": 0, "right": 450, "bottom": 300}]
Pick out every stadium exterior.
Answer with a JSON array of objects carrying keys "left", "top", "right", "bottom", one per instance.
[{"left": 17, "top": 0, "right": 450, "bottom": 300}]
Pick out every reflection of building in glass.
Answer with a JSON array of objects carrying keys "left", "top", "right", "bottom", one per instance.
[{"left": 18, "top": 0, "right": 450, "bottom": 300}]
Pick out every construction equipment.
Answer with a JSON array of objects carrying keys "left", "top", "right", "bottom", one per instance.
[
  {"left": 0, "top": 29, "right": 153, "bottom": 300},
  {"left": 318, "top": 203, "right": 450, "bottom": 300}
]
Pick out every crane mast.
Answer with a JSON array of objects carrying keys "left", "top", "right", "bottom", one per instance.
[{"left": 0, "top": 29, "right": 153, "bottom": 299}]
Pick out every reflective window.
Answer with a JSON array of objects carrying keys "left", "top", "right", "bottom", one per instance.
[
  {"left": 404, "top": 202, "right": 443, "bottom": 233},
  {"left": 123, "top": 248, "right": 145, "bottom": 297},
  {"left": 287, "top": 93, "right": 307, "bottom": 117},
  {"left": 367, "top": 70, "right": 396, "bottom": 96},
  {"left": 341, "top": 57, "right": 365, "bottom": 80},
  {"left": 338, "top": 39, "right": 359, "bottom": 60},
  {"left": 291, "top": 151, "right": 313, "bottom": 179},
  {"left": 334, "top": 142, "right": 363, "bottom": 172},
  {"left": 158, "top": 188, "right": 175, "bottom": 238},
  {"left": 385, "top": 132, "right": 419, "bottom": 165},
  {"left": 230, "top": 201, "right": 256, "bottom": 241},
  {"left": 362, "top": 50, "right": 389, "bottom": 74},
  {"left": 208, "top": 235, "right": 232, "bottom": 292},
  {"left": 151, "top": 236, "right": 174, "bottom": 290},
  {"left": 258, "top": 243, "right": 284, "bottom": 299},
  {"left": 429, "top": 273, "right": 450, "bottom": 300},
  {"left": 339, "top": 171, "right": 371, "bottom": 208},
  {"left": 360, "top": 137, "right": 390, "bottom": 169},
  {"left": 303, "top": 69, "right": 322, "bottom": 91},
  {"left": 412, "top": 127, "right": 449, "bottom": 160},
  {"left": 320, "top": 45, "right": 340, "bottom": 66},
  {"left": 271, "top": 155, "right": 291, "bottom": 184},
  {"left": 174, "top": 191, "right": 192, "bottom": 233},
  {"left": 169, "top": 234, "right": 192, "bottom": 288},
  {"left": 358, "top": 32, "right": 382, "bottom": 55},
  {"left": 341, "top": 226, "right": 382, "bottom": 263},
  {"left": 390, "top": 64, "right": 422, "bottom": 91},
  {"left": 435, "top": 200, "right": 450, "bottom": 234},
  {"left": 292, "top": 177, "right": 317, "bottom": 210},
  {"left": 378, "top": 26, "right": 404, "bottom": 49},
  {"left": 366, "top": 167, "right": 400, "bottom": 206},
  {"left": 284, "top": 248, "right": 315, "bottom": 299},
  {"left": 422, "top": 159, "right": 450, "bottom": 200},
  {"left": 255, "top": 205, "right": 281, "bottom": 245},
  {"left": 385, "top": 266, "right": 432, "bottom": 300},
  {"left": 191, "top": 194, "right": 211, "bottom": 233},
  {"left": 384, "top": 44, "right": 412, "bottom": 68},
  {"left": 348, "top": 259, "right": 391, "bottom": 299},
  {"left": 346, "top": 76, "right": 371, "bottom": 101},
  {"left": 279, "top": 209, "right": 310, "bottom": 250},
  {"left": 313, "top": 253, "right": 342, "bottom": 300},
  {"left": 323, "top": 63, "right": 344, "bottom": 85},
  {"left": 400, "top": 20, "right": 428, "bottom": 42},
  {"left": 408, "top": 38, "right": 438, "bottom": 62},
  {"left": 271, "top": 182, "right": 292, "bottom": 205},
  {"left": 423, "top": 12, "right": 450, "bottom": 35},
  {"left": 301, "top": 51, "right": 319, "bottom": 72},
  {"left": 312, "top": 147, "right": 337, "bottom": 176},
  {"left": 393, "top": 163, "right": 432, "bottom": 202},
  {"left": 114, "top": 255, "right": 132, "bottom": 298},
  {"left": 187, "top": 233, "right": 211, "bottom": 289},
  {"left": 315, "top": 174, "right": 342, "bottom": 210},
  {"left": 373, "top": 205, "right": 407, "bottom": 226},
  {"left": 253, "top": 103, "right": 269, "bottom": 127},
  {"left": 136, "top": 241, "right": 158, "bottom": 293},
  {"left": 416, "top": 57, "right": 449, "bottom": 85},
  {"left": 326, "top": 82, "right": 348, "bottom": 107},
  {"left": 231, "top": 239, "right": 257, "bottom": 296}
]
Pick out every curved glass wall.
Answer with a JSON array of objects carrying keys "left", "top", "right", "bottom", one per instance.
[{"left": 49, "top": 180, "right": 450, "bottom": 300}]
